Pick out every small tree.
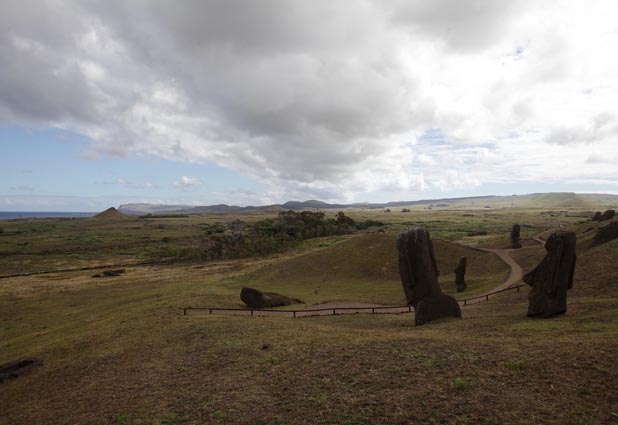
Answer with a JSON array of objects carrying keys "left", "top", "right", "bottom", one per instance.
[{"left": 335, "top": 211, "right": 355, "bottom": 227}]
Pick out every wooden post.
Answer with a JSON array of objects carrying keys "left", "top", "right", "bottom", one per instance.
[
  {"left": 333, "top": 308, "right": 336, "bottom": 316},
  {"left": 293, "top": 311, "right": 296, "bottom": 318},
  {"left": 372, "top": 307, "right": 375, "bottom": 314},
  {"left": 209, "top": 308, "right": 212, "bottom": 315}
]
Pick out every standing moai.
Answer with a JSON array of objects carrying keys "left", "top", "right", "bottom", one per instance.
[
  {"left": 397, "top": 228, "right": 461, "bottom": 325},
  {"left": 523, "top": 231, "right": 576, "bottom": 318},
  {"left": 510, "top": 224, "right": 522, "bottom": 248},
  {"left": 454, "top": 256, "right": 467, "bottom": 292}
]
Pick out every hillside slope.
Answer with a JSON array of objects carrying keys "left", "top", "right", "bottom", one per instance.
[{"left": 231, "top": 232, "right": 509, "bottom": 305}]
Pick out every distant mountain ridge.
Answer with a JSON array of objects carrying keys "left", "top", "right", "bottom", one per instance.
[{"left": 118, "top": 192, "right": 618, "bottom": 216}]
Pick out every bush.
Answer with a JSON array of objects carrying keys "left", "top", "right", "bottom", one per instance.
[{"left": 149, "top": 210, "right": 371, "bottom": 263}]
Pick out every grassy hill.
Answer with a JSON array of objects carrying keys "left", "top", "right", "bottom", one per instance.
[
  {"left": 526, "top": 192, "right": 594, "bottom": 208},
  {"left": 230, "top": 232, "right": 508, "bottom": 306}
]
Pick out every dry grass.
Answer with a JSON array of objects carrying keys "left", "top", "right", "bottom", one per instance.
[{"left": 0, "top": 211, "right": 617, "bottom": 424}]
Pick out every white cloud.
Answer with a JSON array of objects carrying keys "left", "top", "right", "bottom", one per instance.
[
  {"left": 103, "top": 177, "right": 157, "bottom": 190},
  {"left": 173, "top": 176, "right": 202, "bottom": 188},
  {"left": 1, "top": 1, "right": 618, "bottom": 202}
]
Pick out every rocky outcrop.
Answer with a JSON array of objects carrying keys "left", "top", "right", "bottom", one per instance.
[
  {"left": 240, "top": 287, "right": 303, "bottom": 309},
  {"left": 592, "top": 211, "right": 602, "bottom": 221},
  {"left": 454, "top": 256, "right": 467, "bottom": 292},
  {"left": 523, "top": 231, "right": 576, "bottom": 318},
  {"left": 397, "top": 228, "right": 461, "bottom": 325},
  {"left": 511, "top": 224, "right": 522, "bottom": 248}
]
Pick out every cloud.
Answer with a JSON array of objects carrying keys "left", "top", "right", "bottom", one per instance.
[
  {"left": 103, "top": 177, "right": 157, "bottom": 189},
  {"left": 173, "top": 176, "right": 202, "bottom": 188},
  {"left": 1, "top": 1, "right": 618, "bottom": 202},
  {"left": 544, "top": 113, "right": 618, "bottom": 145}
]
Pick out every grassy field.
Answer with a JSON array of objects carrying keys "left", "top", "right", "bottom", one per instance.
[{"left": 1, "top": 209, "right": 617, "bottom": 424}]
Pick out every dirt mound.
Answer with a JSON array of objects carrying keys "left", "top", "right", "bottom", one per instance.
[{"left": 94, "top": 207, "right": 129, "bottom": 220}]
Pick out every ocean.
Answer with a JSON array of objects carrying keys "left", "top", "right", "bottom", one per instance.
[{"left": 0, "top": 212, "right": 96, "bottom": 220}]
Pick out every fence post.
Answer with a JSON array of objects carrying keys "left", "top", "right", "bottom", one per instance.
[
  {"left": 333, "top": 308, "right": 336, "bottom": 316},
  {"left": 293, "top": 311, "right": 296, "bottom": 318},
  {"left": 408, "top": 305, "right": 411, "bottom": 312},
  {"left": 251, "top": 309, "right": 254, "bottom": 316},
  {"left": 372, "top": 307, "right": 375, "bottom": 314},
  {"left": 209, "top": 308, "right": 212, "bottom": 315},
  {"left": 486, "top": 294, "right": 489, "bottom": 301}
]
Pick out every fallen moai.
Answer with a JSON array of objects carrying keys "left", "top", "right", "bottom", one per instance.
[
  {"left": 0, "top": 358, "right": 42, "bottom": 383},
  {"left": 92, "top": 268, "right": 126, "bottom": 278},
  {"left": 454, "top": 256, "right": 467, "bottom": 292},
  {"left": 592, "top": 221, "right": 618, "bottom": 246},
  {"left": 523, "top": 231, "right": 576, "bottom": 318},
  {"left": 397, "top": 228, "right": 461, "bottom": 325},
  {"left": 240, "top": 287, "right": 303, "bottom": 309},
  {"left": 510, "top": 224, "right": 522, "bottom": 248}
]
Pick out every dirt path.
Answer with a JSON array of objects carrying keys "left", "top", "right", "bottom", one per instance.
[{"left": 473, "top": 248, "right": 523, "bottom": 296}]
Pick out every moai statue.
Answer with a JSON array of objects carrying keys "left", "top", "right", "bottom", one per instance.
[
  {"left": 511, "top": 224, "right": 522, "bottom": 248},
  {"left": 397, "top": 228, "right": 461, "bottom": 325},
  {"left": 523, "top": 231, "right": 576, "bottom": 318},
  {"left": 240, "top": 287, "right": 303, "bottom": 309},
  {"left": 454, "top": 256, "right": 467, "bottom": 292}
]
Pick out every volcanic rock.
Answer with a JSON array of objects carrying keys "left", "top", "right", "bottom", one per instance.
[
  {"left": 511, "top": 224, "right": 522, "bottom": 248},
  {"left": 397, "top": 228, "right": 461, "bottom": 325},
  {"left": 454, "top": 256, "right": 467, "bottom": 292},
  {"left": 92, "top": 268, "right": 126, "bottom": 278},
  {"left": 523, "top": 231, "right": 576, "bottom": 318},
  {"left": 240, "top": 287, "right": 303, "bottom": 309},
  {"left": 600, "top": 209, "right": 616, "bottom": 221},
  {"left": 592, "top": 221, "right": 618, "bottom": 246},
  {"left": 0, "top": 358, "right": 42, "bottom": 383}
]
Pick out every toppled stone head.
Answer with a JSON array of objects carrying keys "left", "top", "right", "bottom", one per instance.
[
  {"left": 600, "top": 210, "right": 616, "bottom": 221},
  {"left": 240, "top": 287, "right": 303, "bottom": 309},
  {"left": 592, "top": 221, "right": 618, "bottom": 246},
  {"left": 523, "top": 231, "right": 576, "bottom": 318},
  {"left": 397, "top": 228, "right": 461, "bottom": 325}
]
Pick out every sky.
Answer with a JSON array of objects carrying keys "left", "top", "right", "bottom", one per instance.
[{"left": 1, "top": 0, "right": 618, "bottom": 211}]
